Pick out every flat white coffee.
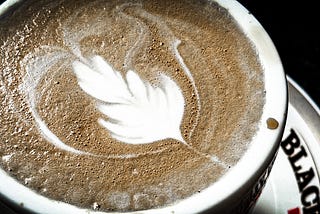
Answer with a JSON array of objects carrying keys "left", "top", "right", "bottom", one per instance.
[{"left": 0, "top": 0, "right": 264, "bottom": 211}]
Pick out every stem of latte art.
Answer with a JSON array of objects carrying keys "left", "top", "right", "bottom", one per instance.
[{"left": 0, "top": 0, "right": 265, "bottom": 211}]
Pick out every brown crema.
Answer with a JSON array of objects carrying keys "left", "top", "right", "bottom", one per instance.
[{"left": 0, "top": 0, "right": 264, "bottom": 211}]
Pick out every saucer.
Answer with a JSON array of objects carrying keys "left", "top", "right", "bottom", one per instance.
[
  {"left": 253, "top": 76, "right": 320, "bottom": 214},
  {"left": 1, "top": 77, "right": 319, "bottom": 213}
]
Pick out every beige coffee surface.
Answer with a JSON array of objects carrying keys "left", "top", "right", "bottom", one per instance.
[{"left": 0, "top": 0, "right": 264, "bottom": 211}]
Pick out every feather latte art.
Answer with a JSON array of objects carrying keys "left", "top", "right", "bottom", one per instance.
[
  {"left": 72, "top": 55, "right": 186, "bottom": 146},
  {"left": 0, "top": 0, "right": 264, "bottom": 211}
]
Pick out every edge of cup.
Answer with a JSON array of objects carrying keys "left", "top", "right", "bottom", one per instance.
[{"left": 0, "top": 0, "right": 288, "bottom": 213}]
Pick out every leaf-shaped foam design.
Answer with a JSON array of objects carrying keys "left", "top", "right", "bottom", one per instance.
[{"left": 72, "top": 55, "right": 185, "bottom": 145}]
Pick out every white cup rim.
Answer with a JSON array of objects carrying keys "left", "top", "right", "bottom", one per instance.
[{"left": 0, "top": 0, "right": 287, "bottom": 213}]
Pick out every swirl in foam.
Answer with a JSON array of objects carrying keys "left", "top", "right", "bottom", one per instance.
[
  {"left": 0, "top": 0, "right": 265, "bottom": 211},
  {"left": 17, "top": 2, "right": 213, "bottom": 162}
]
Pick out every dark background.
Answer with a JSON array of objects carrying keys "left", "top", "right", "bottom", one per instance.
[{"left": 238, "top": 0, "right": 319, "bottom": 106}]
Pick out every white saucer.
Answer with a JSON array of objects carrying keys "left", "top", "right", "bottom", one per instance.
[
  {"left": 253, "top": 76, "right": 320, "bottom": 214},
  {"left": 1, "top": 77, "right": 319, "bottom": 213}
]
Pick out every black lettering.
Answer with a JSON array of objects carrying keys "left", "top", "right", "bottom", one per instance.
[
  {"left": 281, "top": 129, "right": 300, "bottom": 156},
  {"left": 296, "top": 168, "right": 315, "bottom": 192},
  {"left": 303, "top": 203, "right": 320, "bottom": 214},
  {"left": 301, "top": 186, "right": 320, "bottom": 213},
  {"left": 289, "top": 146, "right": 308, "bottom": 171}
]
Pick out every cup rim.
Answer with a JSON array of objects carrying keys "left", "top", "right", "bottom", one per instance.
[{"left": 0, "top": 0, "right": 288, "bottom": 213}]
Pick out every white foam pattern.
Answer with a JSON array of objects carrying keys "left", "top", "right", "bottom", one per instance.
[
  {"left": 15, "top": 2, "right": 227, "bottom": 167},
  {"left": 73, "top": 55, "right": 185, "bottom": 144}
]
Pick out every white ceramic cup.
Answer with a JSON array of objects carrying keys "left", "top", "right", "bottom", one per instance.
[{"left": 0, "top": 0, "right": 287, "bottom": 213}]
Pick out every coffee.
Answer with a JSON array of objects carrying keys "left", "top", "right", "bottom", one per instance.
[{"left": 0, "top": 0, "right": 264, "bottom": 211}]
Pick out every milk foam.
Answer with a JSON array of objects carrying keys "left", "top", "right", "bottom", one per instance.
[
  {"left": 19, "top": 48, "right": 88, "bottom": 155},
  {"left": 18, "top": 48, "right": 170, "bottom": 158},
  {"left": 17, "top": 3, "right": 212, "bottom": 161},
  {"left": 121, "top": 5, "right": 201, "bottom": 139},
  {"left": 0, "top": 0, "right": 265, "bottom": 211},
  {"left": 73, "top": 55, "right": 185, "bottom": 145}
]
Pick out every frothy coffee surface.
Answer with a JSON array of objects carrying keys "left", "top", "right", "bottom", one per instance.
[{"left": 0, "top": 0, "right": 264, "bottom": 211}]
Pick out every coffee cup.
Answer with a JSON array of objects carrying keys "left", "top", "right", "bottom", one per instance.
[{"left": 0, "top": 0, "right": 287, "bottom": 213}]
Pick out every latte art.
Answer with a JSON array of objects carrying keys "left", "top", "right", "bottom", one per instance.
[
  {"left": 0, "top": 0, "right": 265, "bottom": 211},
  {"left": 72, "top": 55, "right": 186, "bottom": 145}
]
